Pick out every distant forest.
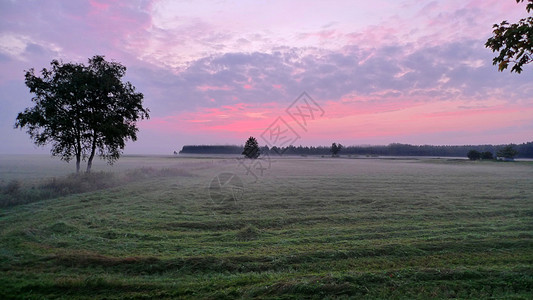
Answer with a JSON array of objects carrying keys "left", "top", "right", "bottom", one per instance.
[{"left": 180, "top": 142, "right": 533, "bottom": 158}]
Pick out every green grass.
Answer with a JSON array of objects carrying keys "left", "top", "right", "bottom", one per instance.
[{"left": 0, "top": 156, "right": 532, "bottom": 299}]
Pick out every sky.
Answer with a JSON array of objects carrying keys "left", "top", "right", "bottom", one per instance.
[{"left": 1, "top": 0, "right": 532, "bottom": 155}]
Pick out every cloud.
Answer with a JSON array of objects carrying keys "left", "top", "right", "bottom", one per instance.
[{"left": 1, "top": 0, "right": 533, "bottom": 154}]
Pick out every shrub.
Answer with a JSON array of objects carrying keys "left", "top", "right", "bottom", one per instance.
[
  {"left": 467, "top": 150, "right": 481, "bottom": 160},
  {"left": 480, "top": 151, "right": 493, "bottom": 160}
]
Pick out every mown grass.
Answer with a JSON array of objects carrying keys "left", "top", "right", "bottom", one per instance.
[{"left": 0, "top": 156, "right": 532, "bottom": 299}]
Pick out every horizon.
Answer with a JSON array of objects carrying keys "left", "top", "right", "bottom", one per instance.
[
  {"left": 1, "top": 0, "right": 533, "bottom": 155},
  {"left": 2, "top": 140, "right": 532, "bottom": 157}
]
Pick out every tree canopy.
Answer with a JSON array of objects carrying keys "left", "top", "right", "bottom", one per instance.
[
  {"left": 242, "top": 137, "right": 260, "bottom": 159},
  {"left": 467, "top": 150, "right": 481, "bottom": 160},
  {"left": 485, "top": 0, "right": 533, "bottom": 73},
  {"left": 330, "top": 142, "right": 342, "bottom": 157},
  {"left": 497, "top": 145, "right": 519, "bottom": 159},
  {"left": 15, "top": 55, "right": 149, "bottom": 172}
]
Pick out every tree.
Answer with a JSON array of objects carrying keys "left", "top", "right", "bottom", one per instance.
[
  {"left": 496, "top": 145, "right": 519, "bottom": 159},
  {"left": 467, "top": 150, "right": 481, "bottom": 160},
  {"left": 242, "top": 136, "right": 260, "bottom": 159},
  {"left": 330, "top": 142, "right": 342, "bottom": 157},
  {"left": 485, "top": 0, "right": 533, "bottom": 73},
  {"left": 15, "top": 55, "right": 149, "bottom": 173},
  {"left": 480, "top": 151, "right": 494, "bottom": 160}
]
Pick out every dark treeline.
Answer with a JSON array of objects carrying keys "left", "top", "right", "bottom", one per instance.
[
  {"left": 179, "top": 142, "right": 533, "bottom": 158},
  {"left": 180, "top": 145, "right": 244, "bottom": 154}
]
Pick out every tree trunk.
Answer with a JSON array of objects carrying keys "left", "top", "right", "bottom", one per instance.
[
  {"left": 75, "top": 120, "right": 82, "bottom": 173},
  {"left": 76, "top": 155, "right": 81, "bottom": 173},
  {"left": 86, "top": 133, "right": 97, "bottom": 173}
]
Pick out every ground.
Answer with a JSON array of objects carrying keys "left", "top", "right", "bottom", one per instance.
[{"left": 0, "top": 155, "right": 532, "bottom": 299}]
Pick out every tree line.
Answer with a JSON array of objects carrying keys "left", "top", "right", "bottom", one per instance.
[{"left": 180, "top": 142, "right": 533, "bottom": 158}]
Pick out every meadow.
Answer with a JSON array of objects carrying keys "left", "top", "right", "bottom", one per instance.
[{"left": 0, "top": 155, "right": 532, "bottom": 299}]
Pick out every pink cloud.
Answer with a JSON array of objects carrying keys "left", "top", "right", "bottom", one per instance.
[
  {"left": 141, "top": 97, "right": 533, "bottom": 147},
  {"left": 196, "top": 85, "right": 233, "bottom": 91},
  {"left": 298, "top": 29, "right": 340, "bottom": 41},
  {"left": 88, "top": 0, "right": 110, "bottom": 12},
  {"left": 143, "top": 102, "right": 280, "bottom": 133}
]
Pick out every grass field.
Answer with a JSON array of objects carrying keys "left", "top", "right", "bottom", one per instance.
[{"left": 0, "top": 155, "right": 532, "bottom": 299}]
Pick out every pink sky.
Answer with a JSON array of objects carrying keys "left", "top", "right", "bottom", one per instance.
[{"left": 0, "top": 0, "right": 532, "bottom": 154}]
